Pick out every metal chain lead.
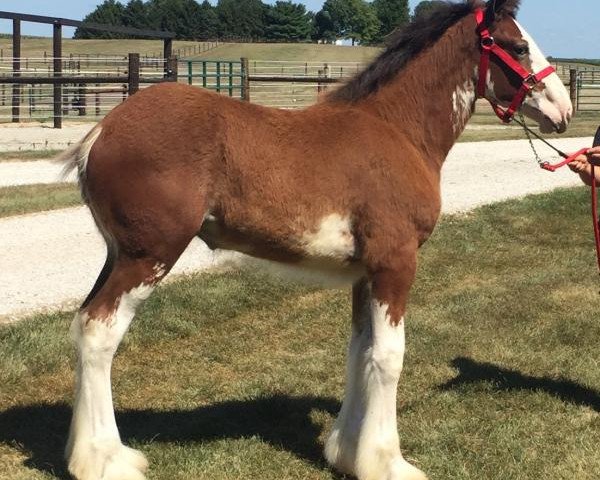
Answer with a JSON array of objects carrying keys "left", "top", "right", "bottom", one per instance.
[{"left": 518, "top": 113, "right": 545, "bottom": 166}]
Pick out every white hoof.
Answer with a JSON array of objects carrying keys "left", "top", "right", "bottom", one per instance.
[
  {"left": 386, "top": 457, "right": 428, "bottom": 480},
  {"left": 324, "top": 427, "right": 355, "bottom": 475},
  {"left": 354, "top": 455, "right": 428, "bottom": 480},
  {"left": 325, "top": 430, "right": 427, "bottom": 480},
  {"left": 68, "top": 441, "right": 148, "bottom": 480}
]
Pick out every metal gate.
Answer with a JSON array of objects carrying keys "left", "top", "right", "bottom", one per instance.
[
  {"left": 181, "top": 59, "right": 247, "bottom": 99},
  {"left": 577, "top": 70, "right": 600, "bottom": 111}
]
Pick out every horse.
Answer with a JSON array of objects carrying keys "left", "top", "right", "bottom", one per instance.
[{"left": 59, "top": 1, "right": 572, "bottom": 479}]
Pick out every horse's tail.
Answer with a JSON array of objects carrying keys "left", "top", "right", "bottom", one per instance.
[{"left": 56, "top": 123, "right": 103, "bottom": 184}]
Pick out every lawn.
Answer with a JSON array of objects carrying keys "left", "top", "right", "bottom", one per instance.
[
  {"left": 0, "top": 38, "right": 379, "bottom": 62},
  {"left": 459, "top": 106, "right": 600, "bottom": 142},
  {"left": 1, "top": 186, "right": 600, "bottom": 479},
  {"left": 0, "top": 183, "right": 80, "bottom": 218},
  {"left": 0, "top": 150, "right": 63, "bottom": 162}
]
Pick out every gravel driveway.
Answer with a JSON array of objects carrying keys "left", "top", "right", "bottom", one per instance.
[{"left": 0, "top": 135, "right": 592, "bottom": 322}]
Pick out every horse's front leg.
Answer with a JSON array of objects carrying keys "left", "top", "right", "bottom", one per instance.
[{"left": 325, "top": 252, "right": 426, "bottom": 480}]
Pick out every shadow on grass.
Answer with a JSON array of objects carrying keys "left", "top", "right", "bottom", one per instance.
[
  {"left": 441, "top": 356, "right": 600, "bottom": 411},
  {"left": 0, "top": 394, "right": 341, "bottom": 480}
]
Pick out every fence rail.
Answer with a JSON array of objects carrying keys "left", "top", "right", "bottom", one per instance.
[
  {"left": 1, "top": 57, "right": 599, "bottom": 126},
  {"left": 0, "top": 53, "right": 176, "bottom": 126}
]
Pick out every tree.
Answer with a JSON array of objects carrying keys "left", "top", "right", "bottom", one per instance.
[
  {"left": 317, "top": 0, "right": 379, "bottom": 45},
  {"left": 413, "top": 0, "right": 445, "bottom": 19},
  {"left": 372, "top": 0, "right": 409, "bottom": 41},
  {"left": 146, "top": 0, "right": 207, "bottom": 39},
  {"left": 265, "top": 1, "right": 312, "bottom": 41},
  {"left": 74, "top": 0, "right": 126, "bottom": 39},
  {"left": 197, "top": 0, "right": 220, "bottom": 39},
  {"left": 123, "top": 0, "right": 151, "bottom": 34},
  {"left": 313, "top": 9, "right": 337, "bottom": 42},
  {"left": 216, "top": 0, "right": 267, "bottom": 39}
]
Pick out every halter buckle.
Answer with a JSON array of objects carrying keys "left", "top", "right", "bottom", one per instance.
[
  {"left": 524, "top": 73, "right": 539, "bottom": 87},
  {"left": 481, "top": 36, "right": 495, "bottom": 49}
]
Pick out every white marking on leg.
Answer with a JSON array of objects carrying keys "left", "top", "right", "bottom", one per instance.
[
  {"left": 67, "top": 283, "right": 153, "bottom": 480},
  {"left": 300, "top": 213, "right": 355, "bottom": 260},
  {"left": 151, "top": 262, "right": 167, "bottom": 282},
  {"left": 325, "top": 293, "right": 426, "bottom": 480}
]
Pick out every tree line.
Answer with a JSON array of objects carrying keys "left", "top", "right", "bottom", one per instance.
[{"left": 75, "top": 0, "right": 442, "bottom": 45}]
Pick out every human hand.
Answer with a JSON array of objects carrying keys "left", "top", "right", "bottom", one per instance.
[
  {"left": 586, "top": 146, "right": 600, "bottom": 166},
  {"left": 568, "top": 154, "right": 592, "bottom": 174},
  {"left": 568, "top": 147, "right": 600, "bottom": 186}
]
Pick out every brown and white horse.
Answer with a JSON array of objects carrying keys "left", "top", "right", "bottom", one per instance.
[{"left": 60, "top": 1, "right": 572, "bottom": 479}]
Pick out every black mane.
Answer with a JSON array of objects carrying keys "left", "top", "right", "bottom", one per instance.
[{"left": 329, "top": 0, "right": 480, "bottom": 102}]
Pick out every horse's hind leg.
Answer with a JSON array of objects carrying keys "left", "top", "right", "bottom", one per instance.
[{"left": 66, "top": 253, "right": 168, "bottom": 480}]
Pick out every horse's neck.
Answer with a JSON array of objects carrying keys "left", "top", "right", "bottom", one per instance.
[{"left": 363, "top": 18, "right": 478, "bottom": 167}]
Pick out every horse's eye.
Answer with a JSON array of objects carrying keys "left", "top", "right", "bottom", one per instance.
[{"left": 514, "top": 44, "right": 529, "bottom": 56}]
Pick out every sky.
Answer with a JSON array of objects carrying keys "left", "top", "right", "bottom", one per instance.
[{"left": 0, "top": 0, "right": 599, "bottom": 58}]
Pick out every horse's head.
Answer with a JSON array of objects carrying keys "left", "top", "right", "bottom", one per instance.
[{"left": 479, "top": 0, "right": 572, "bottom": 133}]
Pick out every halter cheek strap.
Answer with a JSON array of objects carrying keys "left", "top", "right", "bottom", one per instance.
[{"left": 474, "top": 9, "right": 555, "bottom": 123}]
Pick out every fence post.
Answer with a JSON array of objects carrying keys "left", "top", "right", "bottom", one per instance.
[
  {"left": 12, "top": 19, "right": 21, "bottom": 123},
  {"left": 569, "top": 68, "right": 578, "bottom": 115},
  {"left": 216, "top": 61, "right": 221, "bottom": 93},
  {"left": 187, "top": 60, "right": 193, "bottom": 85},
  {"left": 128, "top": 53, "right": 140, "bottom": 96},
  {"left": 163, "top": 38, "right": 173, "bottom": 69},
  {"left": 166, "top": 55, "right": 178, "bottom": 82},
  {"left": 95, "top": 84, "right": 100, "bottom": 117},
  {"left": 317, "top": 69, "right": 323, "bottom": 94},
  {"left": 78, "top": 83, "right": 86, "bottom": 116},
  {"left": 53, "top": 22, "right": 62, "bottom": 129},
  {"left": 241, "top": 57, "right": 250, "bottom": 101}
]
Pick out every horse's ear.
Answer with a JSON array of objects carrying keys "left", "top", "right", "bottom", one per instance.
[{"left": 485, "top": 0, "right": 521, "bottom": 20}]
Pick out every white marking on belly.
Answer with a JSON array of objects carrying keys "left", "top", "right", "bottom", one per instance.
[{"left": 301, "top": 213, "right": 355, "bottom": 260}]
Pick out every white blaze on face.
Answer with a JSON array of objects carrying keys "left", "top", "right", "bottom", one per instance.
[
  {"left": 514, "top": 20, "right": 572, "bottom": 133},
  {"left": 301, "top": 213, "right": 355, "bottom": 260}
]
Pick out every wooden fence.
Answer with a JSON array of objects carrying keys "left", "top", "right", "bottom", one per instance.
[
  {"left": 1, "top": 58, "right": 598, "bottom": 127},
  {"left": 0, "top": 54, "right": 177, "bottom": 127}
]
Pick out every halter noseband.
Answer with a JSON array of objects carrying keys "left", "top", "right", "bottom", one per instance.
[{"left": 474, "top": 8, "right": 555, "bottom": 123}]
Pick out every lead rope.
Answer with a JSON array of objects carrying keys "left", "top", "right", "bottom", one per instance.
[
  {"left": 591, "top": 165, "right": 600, "bottom": 271},
  {"left": 516, "top": 114, "right": 545, "bottom": 166},
  {"left": 515, "top": 114, "right": 600, "bottom": 272}
]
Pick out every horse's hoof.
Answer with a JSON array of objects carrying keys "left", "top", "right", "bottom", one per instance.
[{"left": 68, "top": 441, "right": 148, "bottom": 480}]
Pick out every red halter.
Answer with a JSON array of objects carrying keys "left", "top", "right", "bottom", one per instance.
[{"left": 474, "top": 9, "right": 555, "bottom": 123}]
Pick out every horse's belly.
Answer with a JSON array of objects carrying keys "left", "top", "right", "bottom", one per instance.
[{"left": 198, "top": 215, "right": 365, "bottom": 286}]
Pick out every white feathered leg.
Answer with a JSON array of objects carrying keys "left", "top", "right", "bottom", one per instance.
[
  {"left": 66, "top": 284, "right": 153, "bottom": 480},
  {"left": 325, "top": 280, "right": 426, "bottom": 480}
]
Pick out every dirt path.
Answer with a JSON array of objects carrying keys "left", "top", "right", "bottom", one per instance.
[
  {"left": 0, "top": 136, "right": 592, "bottom": 322},
  {"left": 0, "top": 122, "right": 93, "bottom": 152}
]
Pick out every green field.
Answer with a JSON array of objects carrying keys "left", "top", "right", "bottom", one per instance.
[
  {"left": 0, "top": 38, "right": 380, "bottom": 62},
  {"left": 0, "top": 183, "right": 80, "bottom": 218},
  {"left": 1, "top": 38, "right": 598, "bottom": 139},
  {"left": 0, "top": 38, "right": 211, "bottom": 58},
  {"left": 2, "top": 187, "right": 600, "bottom": 479}
]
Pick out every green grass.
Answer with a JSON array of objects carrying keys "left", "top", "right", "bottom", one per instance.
[
  {"left": 0, "top": 183, "right": 81, "bottom": 218},
  {"left": 196, "top": 42, "right": 379, "bottom": 62},
  {"left": 2, "top": 186, "right": 600, "bottom": 479},
  {"left": 0, "top": 38, "right": 378, "bottom": 62},
  {"left": 458, "top": 106, "right": 600, "bottom": 142},
  {"left": 0, "top": 150, "right": 63, "bottom": 162},
  {"left": 0, "top": 38, "right": 216, "bottom": 58}
]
